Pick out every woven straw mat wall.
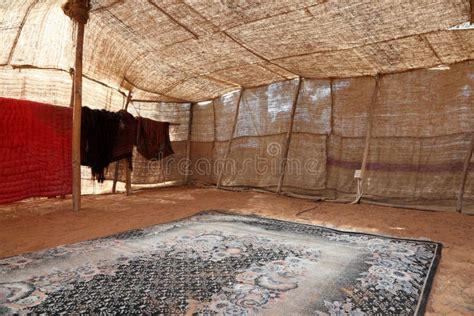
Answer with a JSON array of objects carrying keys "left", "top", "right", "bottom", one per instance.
[{"left": 190, "top": 61, "right": 474, "bottom": 213}]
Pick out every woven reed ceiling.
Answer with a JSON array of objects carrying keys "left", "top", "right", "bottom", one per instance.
[{"left": 1, "top": 0, "right": 473, "bottom": 102}]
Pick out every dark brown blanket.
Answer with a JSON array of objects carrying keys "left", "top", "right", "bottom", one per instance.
[
  {"left": 112, "top": 110, "right": 137, "bottom": 168},
  {"left": 136, "top": 117, "right": 174, "bottom": 161}
]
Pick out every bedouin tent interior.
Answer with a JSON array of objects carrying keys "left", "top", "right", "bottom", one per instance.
[{"left": 0, "top": 0, "right": 473, "bottom": 314}]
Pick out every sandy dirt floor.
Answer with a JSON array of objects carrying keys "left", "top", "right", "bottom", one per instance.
[{"left": 0, "top": 186, "right": 473, "bottom": 315}]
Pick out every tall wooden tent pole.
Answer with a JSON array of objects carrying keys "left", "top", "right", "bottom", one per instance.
[
  {"left": 112, "top": 91, "right": 132, "bottom": 194},
  {"left": 277, "top": 76, "right": 302, "bottom": 194},
  {"left": 63, "top": 0, "right": 89, "bottom": 212},
  {"left": 71, "top": 16, "right": 85, "bottom": 211},
  {"left": 457, "top": 134, "right": 474, "bottom": 212}
]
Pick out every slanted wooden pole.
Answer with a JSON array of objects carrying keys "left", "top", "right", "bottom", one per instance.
[
  {"left": 184, "top": 103, "right": 194, "bottom": 184},
  {"left": 111, "top": 161, "right": 120, "bottom": 194},
  {"left": 125, "top": 162, "right": 132, "bottom": 195},
  {"left": 277, "top": 77, "right": 302, "bottom": 194},
  {"left": 457, "top": 133, "right": 474, "bottom": 212},
  {"left": 123, "top": 91, "right": 132, "bottom": 121},
  {"left": 216, "top": 90, "right": 243, "bottom": 189},
  {"left": 352, "top": 74, "right": 380, "bottom": 204},
  {"left": 112, "top": 91, "right": 132, "bottom": 194},
  {"left": 63, "top": 0, "right": 89, "bottom": 212}
]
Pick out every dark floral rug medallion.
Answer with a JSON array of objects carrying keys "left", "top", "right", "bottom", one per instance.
[{"left": 0, "top": 211, "right": 441, "bottom": 315}]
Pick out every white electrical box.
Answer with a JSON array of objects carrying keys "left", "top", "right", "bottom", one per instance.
[{"left": 354, "top": 169, "right": 362, "bottom": 179}]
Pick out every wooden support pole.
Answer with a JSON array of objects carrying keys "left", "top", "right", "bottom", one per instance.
[
  {"left": 112, "top": 91, "right": 132, "bottom": 194},
  {"left": 352, "top": 74, "right": 380, "bottom": 204},
  {"left": 277, "top": 77, "right": 302, "bottom": 194},
  {"left": 471, "top": 0, "right": 474, "bottom": 23},
  {"left": 124, "top": 91, "right": 132, "bottom": 111},
  {"left": 457, "top": 133, "right": 474, "bottom": 212},
  {"left": 111, "top": 161, "right": 120, "bottom": 194},
  {"left": 184, "top": 103, "right": 194, "bottom": 184},
  {"left": 71, "top": 18, "right": 84, "bottom": 211},
  {"left": 125, "top": 163, "right": 132, "bottom": 195},
  {"left": 63, "top": 0, "right": 89, "bottom": 212},
  {"left": 216, "top": 90, "right": 243, "bottom": 189}
]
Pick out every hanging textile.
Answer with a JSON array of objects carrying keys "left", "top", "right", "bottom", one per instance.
[
  {"left": 0, "top": 97, "right": 72, "bottom": 204},
  {"left": 81, "top": 107, "right": 137, "bottom": 182},
  {"left": 112, "top": 110, "right": 137, "bottom": 167},
  {"left": 81, "top": 107, "right": 117, "bottom": 182},
  {"left": 136, "top": 118, "right": 174, "bottom": 161}
]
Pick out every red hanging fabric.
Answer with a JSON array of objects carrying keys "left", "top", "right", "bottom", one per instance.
[{"left": 0, "top": 97, "right": 72, "bottom": 204}]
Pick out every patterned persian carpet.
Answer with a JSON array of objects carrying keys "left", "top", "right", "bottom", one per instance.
[{"left": 0, "top": 211, "right": 441, "bottom": 315}]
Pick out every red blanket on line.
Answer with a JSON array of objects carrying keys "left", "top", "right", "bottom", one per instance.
[{"left": 0, "top": 97, "right": 72, "bottom": 204}]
